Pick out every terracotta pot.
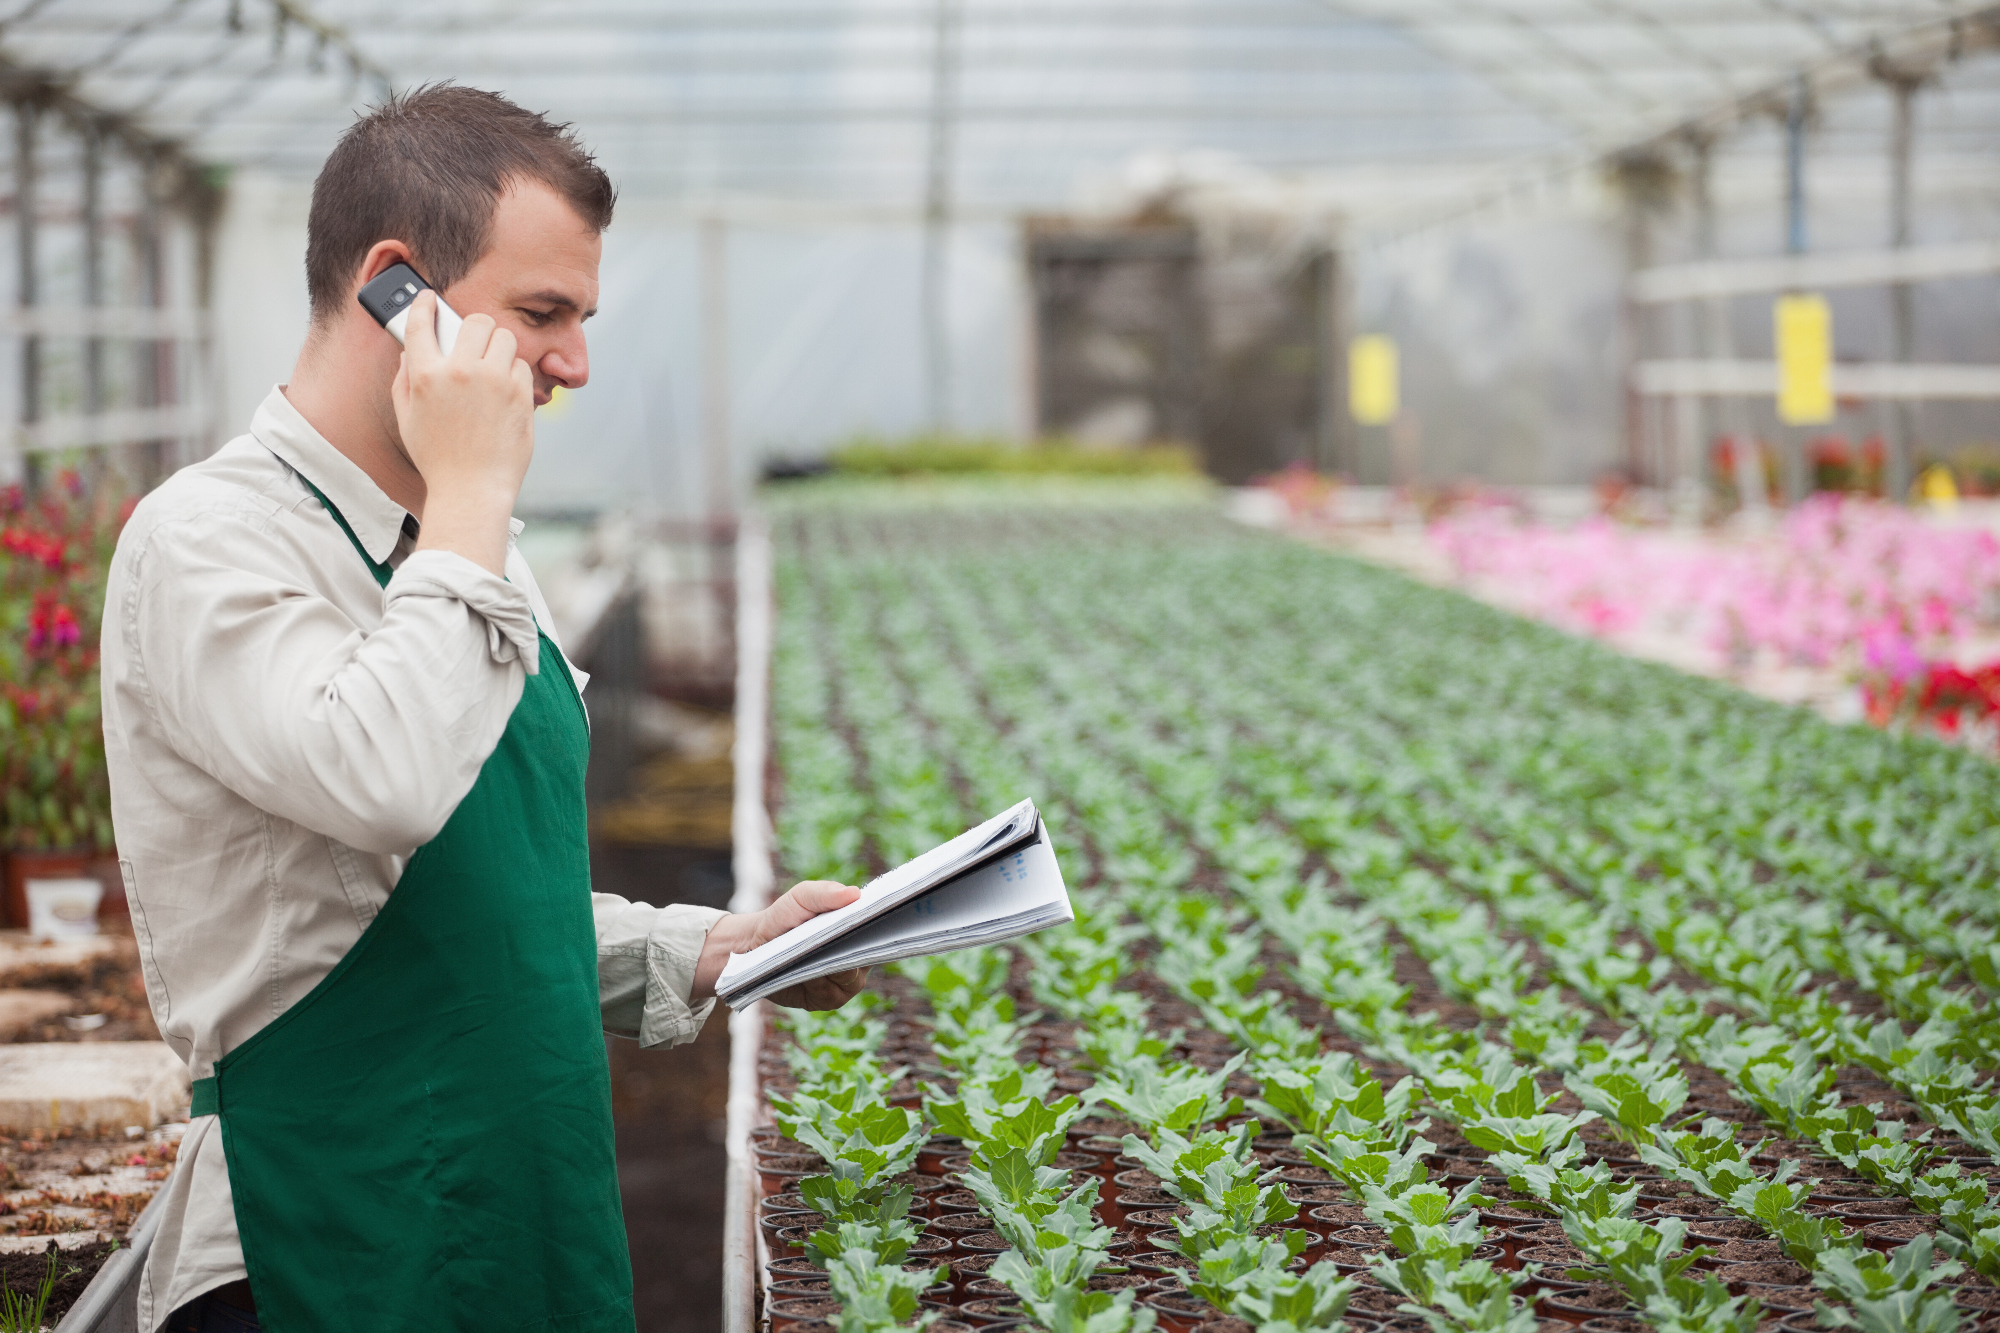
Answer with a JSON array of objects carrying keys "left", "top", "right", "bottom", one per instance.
[
  {"left": 929, "top": 1189, "right": 981, "bottom": 1214},
  {"left": 764, "top": 1257, "right": 823, "bottom": 1282},
  {"left": 1685, "top": 1218, "right": 1768, "bottom": 1243},
  {"left": 1307, "top": 1202, "right": 1370, "bottom": 1229},
  {"left": 2, "top": 847, "right": 124, "bottom": 929},
  {"left": 1833, "top": 1199, "right": 1920, "bottom": 1222},
  {"left": 1738, "top": 1284, "right": 1814, "bottom": 1315},
  {"left": 1142, "top": 1290, "right": 1214, "bottom": 1333},
  {"left": 959, "top": 1298, "right": 1033, "bottom": 1325},
  {"left": 1863, "top": 1218, "right": 1940, "bottom": 1251},
  {"left": 770, "top": 1296, "right": 844, "bottom": 1332},
  {"left": 1717, "top": 1259, "right": 1811, "bottom": 1290},
  {"left": 759, "top": 1209, "right": 814, "bottom": 1251},
  {"left": 1539, "top": 1284, "right": 1634, "bottom": 1320}
]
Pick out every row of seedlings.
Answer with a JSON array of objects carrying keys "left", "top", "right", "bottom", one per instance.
[{"left": 760, "top": 496, "right": 2000, "bottom": 1328}]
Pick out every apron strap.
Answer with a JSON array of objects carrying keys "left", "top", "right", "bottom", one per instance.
[
  {"left": 191, "top": 1076, "right": 219, "bottom": 1118},
  {"left": 298, "top": 475, "right": 395, "bottom": 590}
]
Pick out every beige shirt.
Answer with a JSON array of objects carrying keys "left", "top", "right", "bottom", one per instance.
[{"left": 101, "top": 386, "right": 727, "bottom": 1331}]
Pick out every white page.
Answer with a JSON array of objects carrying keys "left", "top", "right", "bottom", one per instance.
[
  {"left": 721, "top": 829, "right": 1071, "bottom": 1005},
  {"left": 796, "top": 830, "right": 1067, "bottom": 969},
  {"left": 715, "top": 799, "right": 1037, "bottom": 996}
]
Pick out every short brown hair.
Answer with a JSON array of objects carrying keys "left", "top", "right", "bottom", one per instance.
[{"left": 305, "top": 83, "right": 615, "bottom": 322}]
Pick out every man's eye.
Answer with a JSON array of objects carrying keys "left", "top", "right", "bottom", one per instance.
[{"left": 520, "top": 309, "right": 555, "bottom": 327}]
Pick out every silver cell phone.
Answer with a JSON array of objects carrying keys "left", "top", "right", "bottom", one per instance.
[{"left": 357, "top": 262, "right": 462, "bottom": 355}]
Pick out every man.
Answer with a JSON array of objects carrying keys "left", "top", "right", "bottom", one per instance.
[{"left": 101, "top": 85, "right": 863, "bottom": 1333}]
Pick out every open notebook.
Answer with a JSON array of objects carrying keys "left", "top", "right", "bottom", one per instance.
[{"left": 716, "top": 799, "right": 1073, "bottom": 1006}]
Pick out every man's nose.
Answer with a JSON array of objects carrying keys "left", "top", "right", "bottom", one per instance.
[{"left": 540, "top": 328, "right": 589, "bottom": 390}]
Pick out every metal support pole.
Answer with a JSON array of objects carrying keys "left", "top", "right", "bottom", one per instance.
[
  {"left": 1886, "top": 76, "right": 1919, "bottom": 503},
  {"left": 1785, "top": 76, "right": 1809, "bottom": 259},
  {"left": 15, "top": 103, "right": 38, "bottom": 492},
  {"left": 137, "top": 153, "right": 171, "bottom": 482},
  {"left": 920, "top": 0, "right": 963, "bottom": 435},
  {"left": 1688, "top": 132, "right": 1766, "bottom": 520},
  {"left": 1782, "top": 75, "right": 1811, "bottom": 507},
  {"left": 1314, "top": 243, "right": 1351, "bottom": 476},
  {"left": 81, "top": 122, "right": 102, "bottom": 424},
  {"left": 1612, "top": 153, "right": 1663, "bottom": 488},
  {"left": 194, "top": 173, "right": 222, "bottom": 466},
  {"left": 701, "top": 216, "right": 732, "bottom": 529}
]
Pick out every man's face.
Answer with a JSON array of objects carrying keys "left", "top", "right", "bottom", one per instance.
[{"left": 439, "top": 180, "right": 601, "bottom": 408}]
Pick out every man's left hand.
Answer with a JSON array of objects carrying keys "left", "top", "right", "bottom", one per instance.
[{"left": 691, "top": 880, "right": 868, "bottom": 1011}]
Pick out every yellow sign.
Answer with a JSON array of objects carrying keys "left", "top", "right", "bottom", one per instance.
[
  {"left": 1920, "top": 463, "right": 1959, "bottom": 510},
  {"left": 1349, "top": 335, "right": 1399, "bottom": 426},
  {"left": 1774, "top": 294, "right": 1833, "bottom": 425}
]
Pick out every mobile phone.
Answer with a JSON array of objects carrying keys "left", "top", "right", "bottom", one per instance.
[{"left": 357, "top": 262, "right": 462, "bottom": 355}]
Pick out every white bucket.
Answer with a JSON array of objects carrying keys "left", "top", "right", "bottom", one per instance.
[{"left": 24, "top": 877, "right": 103, "bottom": 940}]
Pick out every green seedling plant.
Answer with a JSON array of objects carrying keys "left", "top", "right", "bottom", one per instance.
[
  {"left": 1121, "top": 1122, "right": 1302, "bottom": 1254},
  {"left": 1362, "top": 1181, "right": 1492, "bottom": 1266},
  {"left": 1187, "top": 1241, "right": 1358, "bottom": 1333},
  {"left": 1411, "top": 1261, "right": 1538, "bottom": 1333},
  {"left": 1201, "top": 989, "right": 1324, "bottom": 1063},
  {"left": 1639, "top": 1117, "right": 1769, "bottom": 1204},
  {"left": 1648, "top": 1120, "right": 1866, "bottom": 1268},
  {"left": 924, "top": 1066, "right": 1079, "bottom": 1170},
  {"left": 1559, "top": 1215, "right": 1759, "bottom": 1333},
  {"left": 1437, "top": 1065, "right": 1596, "bottom": 1163},
  {"left": 1503, "top": 988, "right": 1592, "bottom": 1070},
  {"left": 905, "top": 947, "right": 1012, "bottom": 1015},
  {"left": 771, "top": 1090, "right": 929, "bottom": 1228},
  {"left": 1091, "top": 1053, "right": 1247, "bottom": 1140},
  {"left": 960, "top": 1145, "right": 1113, "bottom": 1259},
  {"left": 1300, "top": 1137, "right": 1434, "bottom": 1201},
  {"left": 1182, "top": 1234, "right": 1305, "bottom": 1310},
  {"left": 1251, "top": 1052, "right": 1425, "bottom": 1153},
  {"left": 1372, "top": 1256, "right": 1524, "bottom": 1322},
  {"left": 1009, "top": 1284, "right": 1158, "bottom": 1333},
  {"left": 807, "top": 1219, "right": 925, "bottom": 1267},
  {"left": 822, "top": 1245, "right": 945, "bottom": 1333},
  {"left": 1731, "top": 1174, "right": 1860, "bottom": 1268},
  {"left": 1493, "top": 1143, "right": 1640, "bottom": 1220},
  {"left": 1077, "top": 1018, "right": 1181, "bottom": 1073},
  {"left": 1812, "top": 1235, "right": 1966, "bottom": 1333},
  {"left": 1563, "top": 1037, "right": 1689, "bottom": 1142}
]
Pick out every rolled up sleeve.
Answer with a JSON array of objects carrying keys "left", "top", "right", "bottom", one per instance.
[
  {"left": 387, "top": 550, "right": 542, "bottom": 675},
  {"left": 594, "top": 895, "right": 729, "bottom": 1047}
]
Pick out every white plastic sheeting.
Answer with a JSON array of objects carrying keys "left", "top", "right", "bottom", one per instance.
[{"left": 17, "top": 0, "right": 1998, "bottom": 493}]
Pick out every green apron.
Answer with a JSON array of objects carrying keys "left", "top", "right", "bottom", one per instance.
[{"left": 189, "top": 482, "right": 634, "bottom": 1333}]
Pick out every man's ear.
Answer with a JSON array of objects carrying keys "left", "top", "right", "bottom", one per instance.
[{"left": 354, "top": 240, "right": 418, "bottom": 294}]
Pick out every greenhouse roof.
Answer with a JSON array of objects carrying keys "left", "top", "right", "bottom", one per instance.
[{"left": 0, "top": 0, "right": 1994, "bottom": 227}]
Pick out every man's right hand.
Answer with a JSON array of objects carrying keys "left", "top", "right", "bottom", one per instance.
[{"left": 395, "top": 290, "right": 536, "bottom": 576}]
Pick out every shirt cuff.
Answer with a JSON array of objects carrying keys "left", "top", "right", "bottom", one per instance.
[
  {"left": 386, "top": 549, "right": 541, "bottom": 675},
  {"left": 596, "top": 898, "right": 729, "bottom": 1048}
]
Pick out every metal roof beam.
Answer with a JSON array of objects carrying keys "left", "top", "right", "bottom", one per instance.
[{"left": 6, "top": 3, "right": 1958, "bottom": 30}]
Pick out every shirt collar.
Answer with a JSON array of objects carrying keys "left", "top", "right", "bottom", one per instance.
[{"left": 251, "top": 385, "right": 414, "bottom": 566}]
